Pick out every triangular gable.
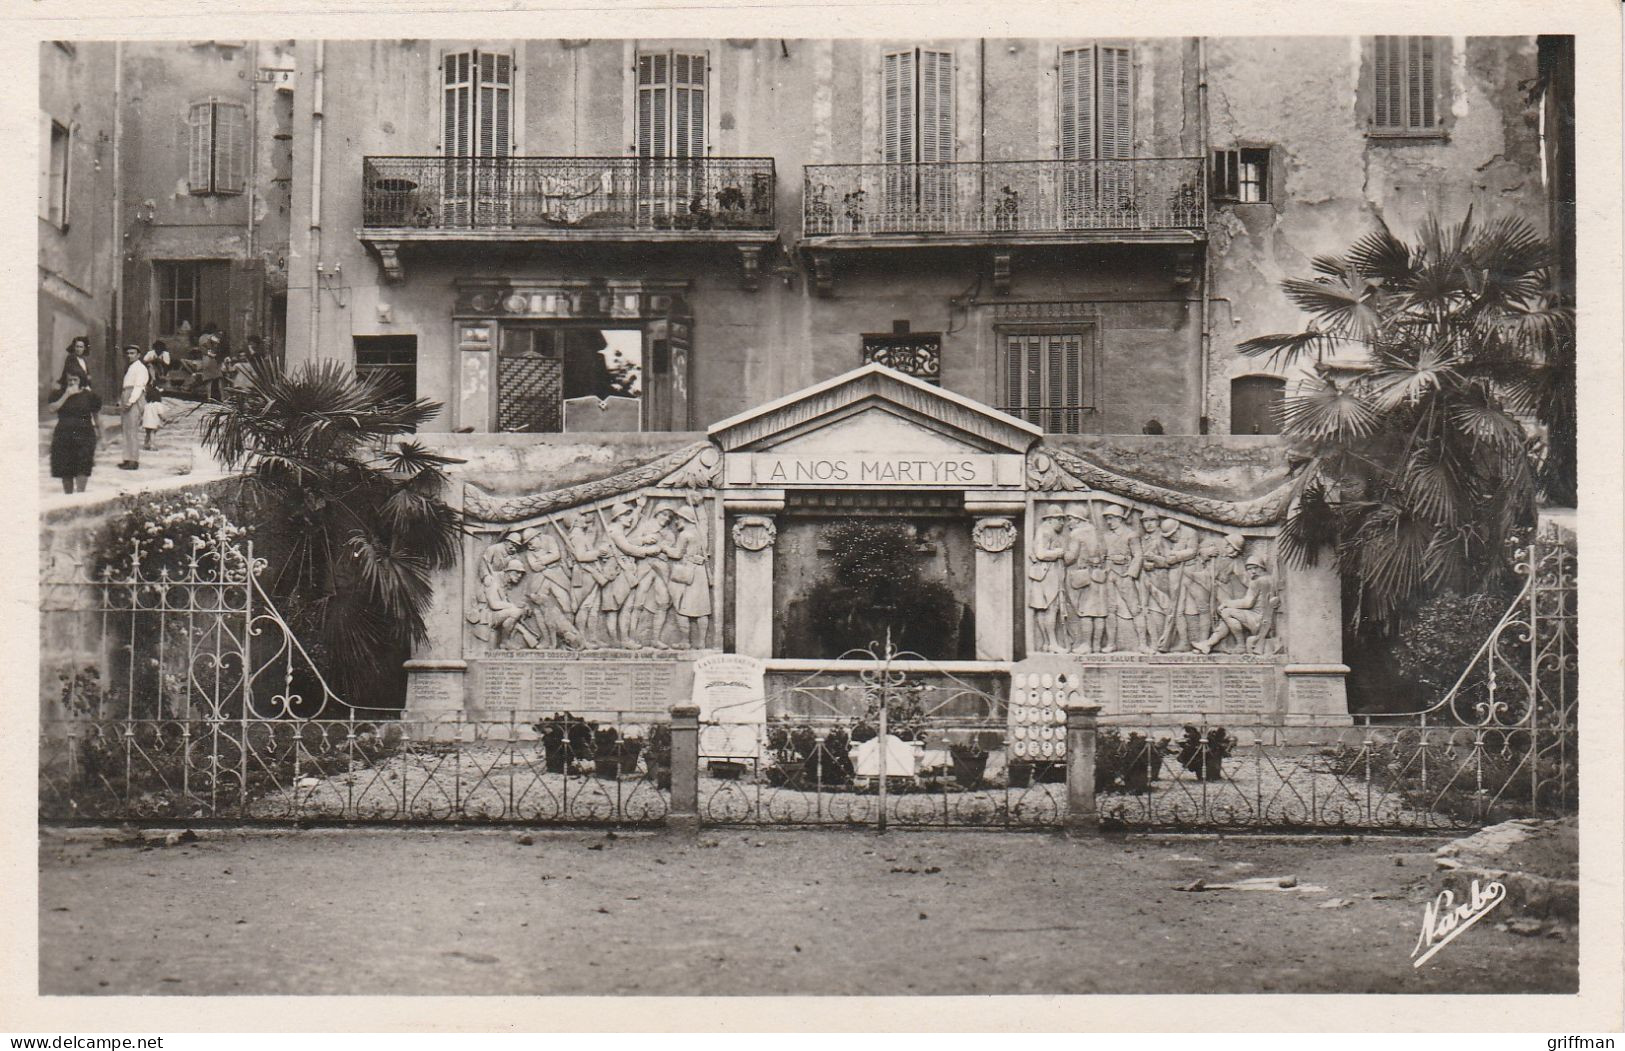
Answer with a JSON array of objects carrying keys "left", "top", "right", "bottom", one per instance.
[{"left": 707, "top": 363, "right": 1042, "bottom": 454}]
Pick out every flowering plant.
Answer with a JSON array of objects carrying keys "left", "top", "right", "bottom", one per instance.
[{"left": 94, "top": 491, "right": 251, "bottom": 582}]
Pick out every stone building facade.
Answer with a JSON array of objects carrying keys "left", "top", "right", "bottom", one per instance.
[
  {"left": 38, "top": 42, "right": 119, "bottom": 400},
  {"left": 284, "top": 36, "right": 1544, "bottom": 437}
]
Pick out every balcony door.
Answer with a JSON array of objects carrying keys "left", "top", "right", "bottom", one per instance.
[
  {"left": 442, "top": 49, "right": 513, "bottom": 227},
  {"left": 881, "top": 47, "right": 955, "bottom": 232},
  {"left": 637, "top": 51, "right": 707, "bottom": 227},
  {"left": 1058, "top": 44, "right": 1133, "bottom": 228}
]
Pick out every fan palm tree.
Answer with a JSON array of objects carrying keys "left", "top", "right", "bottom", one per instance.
[
  {"left": 200, "top": 357, "right": 464, "bottom": 700},
  {"left": 1239, "top": 210, "right": 1573, "bottom": 626}
]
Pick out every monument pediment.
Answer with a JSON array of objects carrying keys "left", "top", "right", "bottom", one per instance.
[
  {"left": 710, "top": 364, "right": 1038, "bottom": 490},
  {"left": 708, "top": 363, "right": 1041, "bottom": 455}
]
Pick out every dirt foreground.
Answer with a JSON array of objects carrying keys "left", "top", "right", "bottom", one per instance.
[{"left": 38, "top": 827, "right": 1577, "bottom": 996}]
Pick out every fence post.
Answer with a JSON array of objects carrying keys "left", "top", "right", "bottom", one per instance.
[
  {"left": 1064, "top": 703, "right": 1102, "bottom": 837},
  {"left": 668, "top": 704, "right": 700, "bottom": 834}
]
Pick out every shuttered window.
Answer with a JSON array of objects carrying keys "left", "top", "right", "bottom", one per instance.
[
  {"left": 1058, "top": 45, "right": 1132, "bottom": 160},
  {"left": 637, "top": 51, "right": 706, "bottom": 157},
  {"left": 442, "top": 49, "right": 513, "bottom": 156},
  {"left": 1000, "top": 327, "right": 1097, "bottom": 435},
  {"left": 186, "top": 99, "right": 246, "bottom": 195},
  {"left": 881, "top": 48, "right": 953, "bottom": 164},
  {"left": 1370, "top": 36, "right": 1442, "bottom": 134}
]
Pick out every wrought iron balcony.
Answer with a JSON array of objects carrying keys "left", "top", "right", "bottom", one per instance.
[
  {"left": 802, "top": 158, "right": 1205, "bottom": 240},
  {"left": 362, "top": 156, "right": 777, "bottom": 234}
]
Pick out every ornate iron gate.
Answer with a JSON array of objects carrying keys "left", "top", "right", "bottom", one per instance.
[
  {"left": 699, "top": 640, "right": 1066, "bottom": 829},
  {"left": 39, "top": 530, "right": 668, "bottom": 825},
  {"left": 1094, "top": 525, "right": 1578, "bottom": 832}
]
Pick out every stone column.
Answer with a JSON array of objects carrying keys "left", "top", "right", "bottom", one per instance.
[
  {"left": 668, "top": 704, "right": 701, "bottom": 834},
  {"left": 1064, "top": 703, "right": 1102, "bottom": 836},
  {"left": 965, "top": 493, "right": 1023, "bottom": 662},
  {"left": 404, "top": 476, "right": 468, "bottom": 724},
  {"left": 1282, "top": 552, "right": 1351, "bottom": 725},
  {"left": 725, "top": 491, "right": 783, "bottom": 660}
]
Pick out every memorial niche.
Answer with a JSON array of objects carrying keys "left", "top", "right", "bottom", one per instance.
[
  {"left": 779, "top": 515, "right": 975, "bottom": 661},
  {"left": 1028, "top": 498, "right": 1282, "bottom": 657}
]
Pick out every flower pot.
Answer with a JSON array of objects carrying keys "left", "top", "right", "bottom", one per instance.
[
  {"left": 950, "top": 750, "right": 988, "bottom": 789},
  {"left": 708, "top": 760, "right": 747, "bottom": 781},
  {"left": 1007, "top": 761, "right": 1032, "bottom": 789},
  {"left": 594, "top": 757, "right": 622, "bottom": 779},
  {"left": 647, "top": 760, "right": 671, "bottom": 790}
]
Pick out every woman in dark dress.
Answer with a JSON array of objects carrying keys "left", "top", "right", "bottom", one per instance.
[
  {"left": 48, "top": 373, "right": 102, "bottom": 493},
  {"left": 56, "top": 336, "right": 92, "bottom": 395}
]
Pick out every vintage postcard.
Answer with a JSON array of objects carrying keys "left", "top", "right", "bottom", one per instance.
[{"left": 3, "top": 0, "right": 1621, "bottom": 1036}]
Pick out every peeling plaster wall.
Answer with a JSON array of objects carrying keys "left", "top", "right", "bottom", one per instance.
[
  {"left": 38, "top": 43, "right": 120, "bottom": 399},
  {"left": 117, "top": 41, "right": 296, "bottom": 354},
  {"left": 1205, "top": 36, "right": 1544, "bottom": 433}
]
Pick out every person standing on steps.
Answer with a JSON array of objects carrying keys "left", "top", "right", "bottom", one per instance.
[
  {"left": 47, "top": 373, "right": 101, "bottom": 494},
  {"left": 117, "top": 344, "right": 149, "bottom": 470},
  {"left": 55, "top": 336, "right": 92, "bottom": 395},
  {"left": 141, "top": 342, "right": 173, "bottom": 450}
]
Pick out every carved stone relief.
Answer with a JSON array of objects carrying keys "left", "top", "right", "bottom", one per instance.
[
  {"left": 468, "top": 494, "right": 717, "bottom": 654},
  {"left": 971, "top": 516, "right": 1017, "bottom": 554},
  {"left": 730, "top": 515, "right": 777, "bottom": 552},
  {"left": 1028, "top": 499, "right": 1282, "bottom": 657}
]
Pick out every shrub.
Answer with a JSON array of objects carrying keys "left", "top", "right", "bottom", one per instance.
[{"left": 803, "top": 520, "right": 961, "bottom": 658}]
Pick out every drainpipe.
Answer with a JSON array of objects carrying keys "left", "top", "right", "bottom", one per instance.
[
  {"left": 307, "top": 40, "right": 324, "bottom": 361},
  {"left": 1197, "top": 36, "right": 1212, "bottom": 435},
  {"left": 111, "top": 41, "right": 124, "bottom": 358},
  {"left": 247, "top": 40, "right": 259, "bottom": 258}
]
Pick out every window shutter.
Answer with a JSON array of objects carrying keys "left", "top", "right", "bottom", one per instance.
[
  {"left": 443, "top": 50, "right": 472, "bottom": 154},
  {"left": 639, "top": 52, "right": 670, "bottom": 157},
  {"left": 882, "top": 49, "right": 915, "bottom": 164},
  {"left": 918, "top": 49, "right": 954, "bottom": 163},
  {"left": 1005, "top": 333, "right": 1025, "bottom": 412},
  {"left": 475, "top": 51, "right": 512, "bottom": 157},
  {"left": 1097, "top": 46, "right": 1132, "bottom": 158},
  {"left": 1411, "top": 36, "right": 1436, "bottom": 128},
  {"left": 187, "top": 101, "right": 213, "bottom": 192},
  {"left": 1058, "top": 47, "right": 1094, "bottom": 161},
  {"left": 673, "top": 52, "right": 706, "bottom": 158},
  {"left": 214, "top": 102, "right": 246, "bottom": 193}
]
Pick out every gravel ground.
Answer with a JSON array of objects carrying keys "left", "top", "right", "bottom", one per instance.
[{"left": 38, "top": 827, "right": 1577, "bottom": 996}]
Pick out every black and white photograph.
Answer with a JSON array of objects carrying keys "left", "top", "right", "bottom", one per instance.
[{"left": 9, "top": 0, "right": 1624, "bottom": 1036}]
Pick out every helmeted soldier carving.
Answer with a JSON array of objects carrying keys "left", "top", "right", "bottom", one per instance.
[
  {"left": 1194, "top": 550, "right": 1280, "bottom": 654},
  {"left": 1153, "top": 515, "right": 1201, "bottom": 652},
  {"left": 660, "top": 502, "right": 713, "bottom": 650},
  {"left": 565, "top": 512, "right": 614, "bottom": 645},
  {"left": 1027, "top": 506, "right": 1068, "bottom": 653},
  {"left": 519, "top": 525, "right": 582, "bottom": 650},
  {"left": 1099, "top": 503, "right": 1149, "bottom": 653},
  {"left": 1062, "top": 509, "right": 1106, "bottom": 653}
]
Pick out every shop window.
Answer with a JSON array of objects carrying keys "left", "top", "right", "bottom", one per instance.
[
  {"left": 1212, "top": 147, "right": 1271, "bottom": 203},
  {"left": 155, "top": 261, "right": 230, "bottom": 348},
  {"left": 187, "top": 99, "right": 246, "bottom": 195},
  {"left": 1368, "top": 36, "right": 1447, "bottom": 137},
  {"left": 498, "top": 327, "right": 644, "bottom": 434},
  {"left": 998, "top": 325, "right": 1098, "bottom": 434},
  {"left": 1231, "top": 375, "right": 1285, "bottom": 435},
  {"left": 354, "top": 335, "right": 418, "bottom": 402}
]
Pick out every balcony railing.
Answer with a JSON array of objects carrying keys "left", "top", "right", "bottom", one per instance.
[
  {"left": 362, "top": 156, "right": 776, "bottom": 233},
  {"left": 803, "top": 158, "right": 1205, "bottom": 238}
]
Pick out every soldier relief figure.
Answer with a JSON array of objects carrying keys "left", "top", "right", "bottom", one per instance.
[
  {"left": 1028, "top": 501, "right": 1280, "bottom": 656},
  {"left": 467, "top": 495, "right": 714, "bottom": 653}
]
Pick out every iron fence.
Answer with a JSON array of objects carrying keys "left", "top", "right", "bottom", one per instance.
[
  {"left": 698, "top": 644, "right": 1064, "bottom": 829},
  {"left": 38, "top": 529, "right": 670, "bottom": 825},
  {"left": 362, "top": 156, "right": 776, "bottom": 232},
  {"left": 1093, "top": 526, "right": 1578, "bottom": 832},
  {"left": 803, "top": 158, "right": 1206, "bottom": 237}
]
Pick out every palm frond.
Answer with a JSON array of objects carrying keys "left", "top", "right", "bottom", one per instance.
[
  {"left": 1281, "top": 270, "right": 1383, "bottom": 339},
  {"left": 1364, "top": 343, "right": 1462, "bottom": 412},
  {"left": 1236, "top": 330, "right": 1350, "bottom": 369},
  {"left": 1344, "top": 218, "right": 1415, "bottom": 285},
  {"left": 1277, "top": 378, "right": 1382, "bottom": 444}
]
